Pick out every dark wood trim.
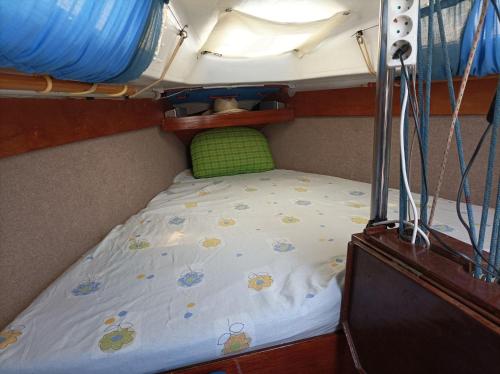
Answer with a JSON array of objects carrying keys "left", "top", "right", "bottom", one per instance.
[
  {"left": 341, "top": 241, "right": 365, "bottom": 373},
  {"left": 0, "top": 98, "right": 164, "bottom": 159},
  {"left": 342, "top": 228, "right": 500, "bottom": 374},
  {"left": 341, "top": 322, "right": 365, "bottom": 374},
  {"left": 291, "top": 76, "right": 497, "bottom": 117},
  {"left": 167, "top": 332, "right": 356, "bottom": 374},
  {"left": 163, "top": 109, "right": 295, "bottom": 132},
  {"left": 171, "top": 125, "right": 267, "bottom": 146},
  {"left": 361, "top": 228, "right": 500, "bottom": 322}
]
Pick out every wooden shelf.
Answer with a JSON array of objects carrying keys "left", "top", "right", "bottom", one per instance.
[{"left": 162, "top": 108, "right": 295, "bottom": 131}]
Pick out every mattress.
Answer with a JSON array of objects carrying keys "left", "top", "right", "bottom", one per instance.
[{"left": 0, "top": 169, "right": 493, "bottom": 374}]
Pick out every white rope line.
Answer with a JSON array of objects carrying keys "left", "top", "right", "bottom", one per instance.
[
  {"left": 167, "top": 4, "right": 183, "bottom": 31},
  {"left": 107, "top": 84, "right": 128, "bottom": 97},
  {"left": 429, "top": 0, "right": 489, "bottom": 225},
  {"left": 38, "top": 75, "right": 53, "bottom": 93},
  {"left": 70, "top": 83, "right": 98, "bottom": 96},
  {"left": 130, "top": 27, "right": 187, "bottom": 99},
  {"left": 400, "top": 80, "right": 420, "bottom": 244},
  {"left": 355, "top": 31, "right": 376, "bottom": 75}
]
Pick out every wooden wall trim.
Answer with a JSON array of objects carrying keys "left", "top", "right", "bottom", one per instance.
[
  {"left": 2, "top": 76, "right": 495, "bottom": 159},
  {"left": 0, "top": 98, "right": 164, "bottom": 159},
  {"left": 290, "top": 76, "right": 497, "bottom": 117},
  {"left": 163, "top": 109, "right": 294, "bottom": 131}
]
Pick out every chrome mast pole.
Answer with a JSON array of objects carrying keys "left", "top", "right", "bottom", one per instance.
[{"left": 370, "top": 0, "right": 394, "bottom": 223}]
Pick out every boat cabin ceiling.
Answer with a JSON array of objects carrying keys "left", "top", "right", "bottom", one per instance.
[
  {"left": 0, "top": 0, "right": 380, "bottom": 99},
  {"left": 135, "top": 0, "right": 379, "bottom": 92}
]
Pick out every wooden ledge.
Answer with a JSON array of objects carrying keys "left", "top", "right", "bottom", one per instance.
[{"left": 162, "top": 108, "right": 295, "bottom": 132}]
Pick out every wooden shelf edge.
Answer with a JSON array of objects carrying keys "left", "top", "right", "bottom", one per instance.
[{"left": 162, "top": 108, "right": 295, "bottom": 131}]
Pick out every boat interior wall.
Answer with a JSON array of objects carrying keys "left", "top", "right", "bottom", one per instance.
[
  {"left": 0, "top": 128, "right": 187, "bottom": 329},
  {"left": 289, "top": 76, "right": 498, "bottom": 117},
  {"left": 1, "top": 75, "right": 495, "bottom": 159},
  {"left": 0, "top": 98, "right": 164, "bottom": 159},
  {"left": 263, "top": 115, "right": 499, "bottom": 207}
]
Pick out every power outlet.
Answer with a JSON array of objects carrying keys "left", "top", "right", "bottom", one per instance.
[{"left": 387, "top": 0, "right": 419, "bottom": 67}]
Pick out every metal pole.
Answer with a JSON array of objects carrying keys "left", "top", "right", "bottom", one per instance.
[{"left": 370, "top": 0, "right": 394, "bottom": 223}]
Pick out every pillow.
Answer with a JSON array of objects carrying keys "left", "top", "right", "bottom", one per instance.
[{"left": 191, "top": 127, "right": 275, "bottom": 178}]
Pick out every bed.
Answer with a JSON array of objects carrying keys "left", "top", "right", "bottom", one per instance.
[{"left": 0, "top": 169, "right": 492, "bottom": 374}]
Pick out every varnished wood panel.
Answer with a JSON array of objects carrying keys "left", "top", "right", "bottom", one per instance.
[
  {"left": 174, "top": 125, "right": 266, "bottom": 146},
  {"left": 168, "top": 332, "right": 356, "bottom": 374},
  {"left": 342, "top": 229, "right": 500, "bottom": 374},
  {"left": 291, "top": 76, "right": 497, "bottom": 117},
  {"left": 0, "top": 98, "right": 164, "bottom": 158},
  {"left": 360, "top": 229, "right": 499, "bottom": 320},
  {"left": 163, "top": 109, "right": 295, "bottom": 131},
  {"left": 291, "top": 86, "right": 378, "bottom": 117}
]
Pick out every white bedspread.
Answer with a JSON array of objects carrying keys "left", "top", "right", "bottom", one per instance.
[{"left": 0, "top": 169, "right": 492, "bottom": 374}]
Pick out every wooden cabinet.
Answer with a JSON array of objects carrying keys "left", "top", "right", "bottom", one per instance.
[{"left": 342, "top": 229, "right": 500, "bottom": 374}]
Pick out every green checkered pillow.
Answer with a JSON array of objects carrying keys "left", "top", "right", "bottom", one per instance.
[{"left": 191, "top": 127, "right": 275, "bottom": 178}]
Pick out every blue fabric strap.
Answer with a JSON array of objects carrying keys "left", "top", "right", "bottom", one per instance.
[
  {"left": 435, "top": 0, "right": 481, "bottom": 276},
  {"left": 485, "top": 81, "right": 500, "bottom": 281},
  {"left": 487, "top": 178, "right": 500, "bottom": 281},
  {"left": 478, "top": 81, "right": 500, "bottom": 258}
]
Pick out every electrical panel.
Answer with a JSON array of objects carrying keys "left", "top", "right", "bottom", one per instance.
[{"left": 386, "top": 0, "right": 419, "bottom": 67}]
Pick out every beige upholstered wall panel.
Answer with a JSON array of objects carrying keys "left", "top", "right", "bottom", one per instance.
[
  {"left": 264, "top": 116, "right": 498, "bottom": 206},
  {"left": 0, "top": 127, "right": 187, "bottom": 329}
]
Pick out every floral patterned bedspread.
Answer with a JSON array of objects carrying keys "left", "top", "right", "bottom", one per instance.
[{"left": 0, "top": 169, "right": 491, "bottom": 374}]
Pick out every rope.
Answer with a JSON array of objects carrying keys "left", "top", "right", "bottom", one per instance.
[
  {"left": 355, "top": 31, "right": 376, "bottom": 75},
  {"left": 70, "top": 83, "right": 98, "bottom": 96},
  {"left": 488, "top": 178, "right": 500, "bottom": 282},
  {"left": 433, "top": 0, "right": 481, "bottom": 276},
  {"left": 167, "top": 4, "right": 183, "bottom": 31},
  {"left": 130, "top": 26, "right": 187, "bottom": 98},
  {"left": 429, "top": 0, "right": 489, "bottom": 226},
  {"left": 38, "top": 75, "right": 53, "bottom": 93},
  {"left": 478, "top": 83, "right": 499, "bottom": 248},
  {"left": 484, "top": 82, "right": 500, "bottom": 281},
  {"left": 107, "top": 84, "right": 128, "bottom": 97},
  {"left": 420, "top": 0, "right": 435, "bottom": 227}
]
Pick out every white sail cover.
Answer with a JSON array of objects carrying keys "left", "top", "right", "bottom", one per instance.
[{"left": 200, "top": 9, "right": 351, "bottom": 58}]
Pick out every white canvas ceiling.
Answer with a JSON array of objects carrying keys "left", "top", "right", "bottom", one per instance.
[
  {"left": 199, "top": 9, "right": 351, "bottom": 59},
  {"left": 133, "top": 0, "right": 381, "bottom": 94}
]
